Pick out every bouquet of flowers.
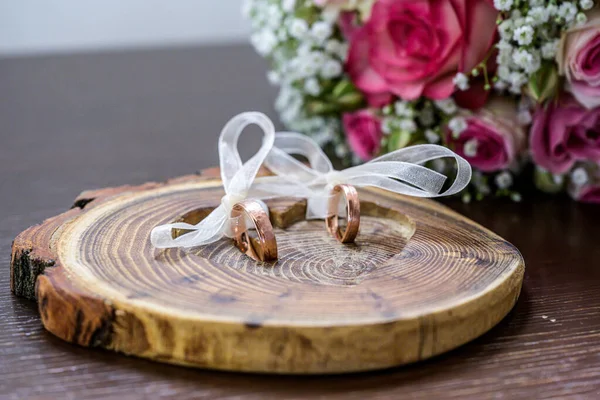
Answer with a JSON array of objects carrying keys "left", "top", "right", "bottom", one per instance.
[{"left": 244, "top": 0, "right": 600, "bottom": 203}]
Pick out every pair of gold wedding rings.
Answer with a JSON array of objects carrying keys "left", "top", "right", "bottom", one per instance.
[{"left": 230, "top": 184, "right": 360, "bottom": 262}]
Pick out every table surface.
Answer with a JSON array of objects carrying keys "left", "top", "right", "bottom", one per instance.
[{"left": 1, "top": 44, "right": 600, "bottom": 400}]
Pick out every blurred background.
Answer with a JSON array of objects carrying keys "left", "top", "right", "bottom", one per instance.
[{"left": 0, "top": 0, "right": 249, "bottom": 56}]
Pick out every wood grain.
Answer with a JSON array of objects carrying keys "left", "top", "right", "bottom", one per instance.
[
  {"left": 11, "top": 172, "right": 524, "bottom": 373},
  {"left": 2, "top": 44, "right": 600, "bottom": 399}
]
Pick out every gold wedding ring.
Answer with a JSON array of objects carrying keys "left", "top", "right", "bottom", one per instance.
[
  {"left": 325, "top": 184, "right": 360, "bottom": 243},
  {"left": 231, "top": 200, "right": 278, "bottom": 262}
]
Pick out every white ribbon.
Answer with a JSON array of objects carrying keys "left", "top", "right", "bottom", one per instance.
[
  {"left": 151, "top": 112, "right": 472, "bottom": 249},
  {"left": 260, "top": 132, "right": 472, "bottom": 219},
  {"left": 151, "top": 112, "right": 275, "bottom": 249}
]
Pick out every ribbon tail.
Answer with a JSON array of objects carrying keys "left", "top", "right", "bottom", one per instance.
[{"left": 150, "top": 206, "right": 229, "bottom": 249}]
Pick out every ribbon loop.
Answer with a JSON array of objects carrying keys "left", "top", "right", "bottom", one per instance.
[
  {"left": 262, "top": 133, "right": 472, "bottom": 219},
  {"left": 151, "top": 112, "right": 275, "bottom": 249}
]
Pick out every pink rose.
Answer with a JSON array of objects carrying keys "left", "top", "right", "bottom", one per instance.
[
  {"left": 346, "top": 0, "right": 498, "bottom": 105},
  {"left": 445, "top": 97, "right": 525, "bottom": 172},
  {"left": 343, "top": 109, "right": 382, "bottom": 160},
  {"left": 572, "top": 183, "right": 600, "bottom": 203},
  {"left": 530, "top": 96, "right": 600, "bottom": 174},
  {"left": 558, "top": 9, "right": 600, "bottom": 109}
]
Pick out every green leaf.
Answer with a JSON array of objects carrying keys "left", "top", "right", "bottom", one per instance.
[
  {"left": 336, "top": 92, "right": 364, "bottom": 109},
  {"left": 305, "top": 100, "right": 339, "bottom": 115},
  {"left": 332, "top": 80, "right": 357, "bottom": 98},
  {"left": 534, "top": 168, "right": 564, "bottom": 194},
  {"left": 388, "top": 130, "right": 412, "bottom": 150},
  {"left": 527, "top": 63, "right": 559, "bottom": 103}
]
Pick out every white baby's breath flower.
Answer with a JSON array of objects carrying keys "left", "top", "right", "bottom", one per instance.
[
  {"left": 453, "top": 72, "right": 470, "bottom": 91},
  {"left": 517, "top": 110, "right": 532, "bottom": 125},
  {"left": 324, "top": 39, "right": 349, "bottom": 60},
  {"left": 296, "top": 43, "right": 312, "bottom": 56},
  {"left": 321, "top": 7, "right": 340, "bottom": 23},
  {"left": 526, "top": 51, "right": 541, "bottom": 73},
  {"left": 399, "top": 119, "right": 417, "bottom": 133},
  {"left": 558, "top": 3, "right": 578, "bottom": 23},
  {"left": 241, "top": 0, "right": 254, "bottom": 18},
  {"left": 580, "top": 0, "right": 594, "bottom": 10},
  {"left": 304, "top": 77, "right": 321, "bottom": 96},
  {"left": 251, "top": 30, "right": 278, "bottom": 56},
  {"left": 308, "top": 51, "right": 327, "bottom": 68},
  {"left": 448, "top": 117, "right": 468, "bottom": 137},
  {"left": 463, "top": 138, "right": 478, "bottom": 156},
  {"left": 320, "top": 59, "right": 343, "bottom": 78},
  {"left": 265, "top": 5, "right": 283, "bottom": 29},
  {"left": 282, "top": 0, "right": 296, "bottom": 13},
  {"left": 493, "top": 0, "right": 513, "bottom": 11},
  {"left": 494, "top": 80, "right": 508, "bottom": 91},
  {"left": 325, "top": 39, "right": 342, "bottom": 55},
  {"left": 432, "top": 159, "right": 447, "bottom": 173},
  {"left": 512, "top": 49, "right": 540, "bottom": 73},
  {"left": 498, "top": 20, "right": 514, "bottom": 39},
  {"left": 419, "top": 106, "right": 435, "bottom": 126},
  {"left": 335, "top": 143, "right": 349, "bottom": 158},
  {"left": 336, "top": 42, "right": 349, "bottom": 60},
  {"left": 381, "top": 118, "right": 393, "bottom": 134},
  {"left": 513, "top": 17, "right": 527, "bottom": 29},
  {"left": 513, "top": 25, "right": 535, "bottom": 46},
  {"left": 528, "top": 6, "right": 550, "bottom": 25},
  {"left": 394, "top": 101, "right": 414, "bottom": 118},
  {"left": 424, "top": 129, "right": 440, "bottom": 143},
  {"left": 276, "top": 28, "right": 288, "bottom": 41},
  {"left": 496, "top": 40, "right": 513, "bottom": 52},
  {"left": 546, "top": 4, "right": 558, "bottom": 18},
  {"left": 571, "top": 167, "right": 589, "bottom": 186},
  {"left": 576, "top": 12, "right": 588, "bottom": 26},
  {"left": 497, "top": 65, "right": 511, "bottom": 80},
  {"left": 311, "top": 21, "right": 333, "bottom": 44},
  {"left": 287, "top": 57, "right": 316, "bottom": 79},
  {"left": 497, "top": 47, "right": 513, "bottom": 66},
  {"left": 434, "top": 98, "right": 458, "bottom": 114},
  {"left": 312, "top": 128, "right": 333, "bottom": 146},
  {"left": 541, "top": 39, "right": 559, "bottom": 59},
  {"left": 267, "top": 70, "right": 280, "bottom": 85},
  {"left": 495, "top": 171, "right": 513, "bottom": 189},
  {"left": 275, "top": 85, "right": 301, "bottom": 111},
  {"left": 509, "top": 71, "right": 527, "bottom": 93},
  {"left": 289, "top": 18, "right": 309, "bottom": 39},
  {"left": 300, "top": 59, "right": 319, "bottom": 78},
  {"left": 553, "top": 174, "right": 565, "bottom": 185}
]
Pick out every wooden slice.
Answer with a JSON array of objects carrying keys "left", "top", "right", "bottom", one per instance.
[{"left": 11, "top": 172, "right": 524, "bottom": 374}]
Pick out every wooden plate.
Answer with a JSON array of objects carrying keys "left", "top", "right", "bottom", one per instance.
[{"left": 11, "top": 172, "right": 524, "bottom": 374}]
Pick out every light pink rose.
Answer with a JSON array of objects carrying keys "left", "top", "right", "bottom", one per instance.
[
  {"left": 445, "top": 97, "right": 525, "bottom": 172},
  {"left": 530, "top": 96, "right": 600, "bottom": 174},
  {"left": 343, "top": 109, "right": 382, "bottom": 160},
  {"left": 346, "top": 0, "right": 498, "bottom": 105},
  {"left": 558, "top": 9, "right": 600, "bottom": 109}
]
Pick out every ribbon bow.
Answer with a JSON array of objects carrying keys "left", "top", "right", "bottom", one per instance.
[
  {"left": 151, "top": 112, "right": 275, "bottom": 248},
  {"left": 262, "top": 133, "right": 472, "bottom": 219}
]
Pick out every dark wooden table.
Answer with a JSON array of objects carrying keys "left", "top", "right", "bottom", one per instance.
[{"left": 1, "top": 44, "right": 600, "bottom": 399}]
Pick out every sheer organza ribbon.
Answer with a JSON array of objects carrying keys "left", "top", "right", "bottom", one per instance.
[
  {"left": 260, "top": 133, "right": 472, "bottom": 219},
  {"left": 151, "top": 112, "right": 276, "bottom": 248},
  {"left": 151, "top": 112, "right": 472, "bottom": 249}
]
